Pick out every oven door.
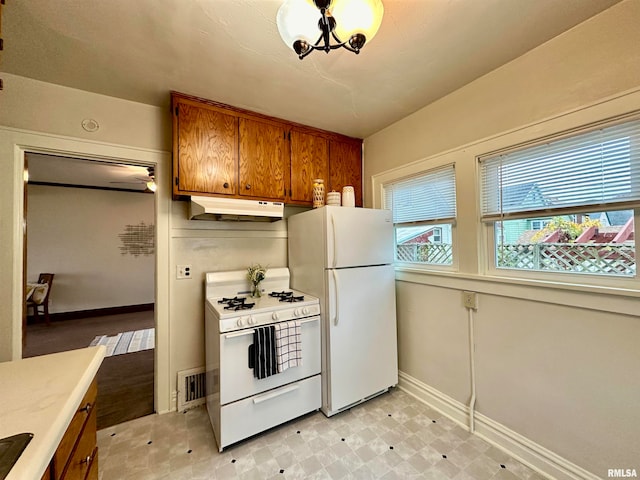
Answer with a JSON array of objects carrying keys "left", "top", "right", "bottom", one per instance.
[{"left": 219, "top": 316, "right": 321, "bottom": 405}]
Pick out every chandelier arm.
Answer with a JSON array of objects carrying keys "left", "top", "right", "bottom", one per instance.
[
  {"left": 293, "top": 5, "right": 369, "bottom": 59},
  {"left": 311, "top": 31, "right": 325, "bottom": 49},
  {"left": 298, "top": 46, "right": 316, "bottom": 60},
  {"left": 329, "top": 30, "right": 359, "bottom": 53}
]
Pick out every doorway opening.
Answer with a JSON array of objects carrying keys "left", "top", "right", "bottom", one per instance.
[{"left": 22, "top": 152, "right": 156, "bottom": 429}]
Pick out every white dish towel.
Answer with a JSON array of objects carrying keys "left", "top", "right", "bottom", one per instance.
[{"left": 273, "top": 320, "right": 302, "bottom": 373}]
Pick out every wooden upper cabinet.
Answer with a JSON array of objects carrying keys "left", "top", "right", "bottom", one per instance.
[
  {"left": 171, "top": 92, "right": 362, "bottom": 204},
  {"left": 329, "top": 140, "right": 363, "bottom": 207},
  {"left": 174, "top": 101, "right": 238, "bottom": 197},
  {"left": 289, "top": 130, "right": 328, "bottom": 204},
  {"left": 239, "top": 118, "right": 287, "bottom": 201}
]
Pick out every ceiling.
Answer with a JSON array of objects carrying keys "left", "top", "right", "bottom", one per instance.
[
  {"left": 26, "top": 153, "right": 154, "bottom": 193},
  {"left": 2, "top": 0, "right": 621, "bottom": 140}
]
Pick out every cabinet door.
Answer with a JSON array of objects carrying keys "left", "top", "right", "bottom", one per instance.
[
  {"left": 329, "top": 140, "right": 363, "bottom": 207},
  {"left": 175, "top": 102, "right": 238, "bottom": 196},
  {"left": 53, "top": 379, "right": 97, "bottom": 480},
  {"left": 239, "top": 118, "right": 287, "bottom": 200},
  {"left": 290, "top": 131, "right": 328, "bottom": 204},
  {"left": 60, "top": 409, "right": 97, "bottom": 480}
]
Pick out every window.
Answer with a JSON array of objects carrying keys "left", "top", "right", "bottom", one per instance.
[
  {"left": 480, "top": 117, "right": 639, "bottom": 278},
  {"left": 431, "top": 227, "right": 443, "bottom": 243},
  {"left": 384, "top": 165, "right": 456, "bottom": 266},
  {"left": 530, "top": 219, "right": 550, "bottom": 230}
]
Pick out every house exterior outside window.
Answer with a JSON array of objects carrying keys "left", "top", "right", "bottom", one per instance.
[{"left": 530, "top": 219, "right": 550, "bottom": 231}]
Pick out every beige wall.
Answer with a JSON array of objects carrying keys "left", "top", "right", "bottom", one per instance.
[
  {"left": 0, "top": 74, "right": 170, "bottom": 152},
  {"left": 27, "top": 185, "right": 155, "bottom": 313},
  {"left": 364, "top": 0, "right": 640, "bottom": 204},
  {"left": 365, "top": 1, "right": 640, "bottom": 477}
]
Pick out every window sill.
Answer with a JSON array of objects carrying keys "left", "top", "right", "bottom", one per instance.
[{"left": 394, "top": 266, "right": 640, "bottom": 317}]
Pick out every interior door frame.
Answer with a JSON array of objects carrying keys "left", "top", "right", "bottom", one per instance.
[{"left": 1, "top": 126, "right": 172, "bottom": 415}]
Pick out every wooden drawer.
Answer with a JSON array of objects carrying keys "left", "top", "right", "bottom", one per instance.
[
  {"left": 84, "top": 447, "right": 99, "bottom": 480},
  {"left": 61, "top": 408, "right": 97, "bottom": 480},
  {"left": 53, "top": 379, "right": 97, "bottom": 480}
]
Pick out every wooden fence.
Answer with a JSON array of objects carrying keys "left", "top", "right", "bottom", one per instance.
[
  {"left": 497, "top": 243, "right": 636, "bottom": 275},
  {"left": 397, "top": 242, "right": 636, "bottom": 275},
  {"left": 396, "top": 244, "right": 453, "bottom": 265}
]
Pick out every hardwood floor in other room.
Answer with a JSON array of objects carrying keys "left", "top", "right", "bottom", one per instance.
[{"left": 24, "top": 310, "right": 155, "bottom": 429}]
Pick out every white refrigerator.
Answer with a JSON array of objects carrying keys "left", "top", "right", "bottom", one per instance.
[{"left": 288, "top": 206, "right": 398, "bottom": 416}]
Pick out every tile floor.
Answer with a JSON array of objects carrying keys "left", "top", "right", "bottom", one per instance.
[{"left": 97, "top": 388, "right": 547, "bottom": 480}]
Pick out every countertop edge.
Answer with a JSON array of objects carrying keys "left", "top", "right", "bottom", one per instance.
[{"left": 7, "top": 346, "right": 106, "bottom": 480}]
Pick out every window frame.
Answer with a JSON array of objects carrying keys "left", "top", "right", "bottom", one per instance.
[
  {"left": 383, "top": 164, "right": 458, "bottom": 271},
  {"left": 479, "top": 115, "right": 639, "bottom": 289}
]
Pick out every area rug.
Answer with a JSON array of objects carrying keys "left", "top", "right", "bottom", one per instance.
[{"left": 89, "top": 328, "right": 155, "bottom": 357}]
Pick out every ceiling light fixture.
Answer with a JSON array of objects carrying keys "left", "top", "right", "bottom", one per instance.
[{"left": 276, "top": 0, "right": 384, "bottom": 60}]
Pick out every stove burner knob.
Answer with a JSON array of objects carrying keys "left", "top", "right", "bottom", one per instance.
[
  {"left": 248, "top": 316, "right": 256, "bottom": 325},
  {"left": 272, "top": 312, "right": 279, "bottom": 321},
  {"left": 294, "top": 308, "right": 301, "bottom": 317},
  {"left": 236, "top": 318, "right": 244, "bottom": 327},
  {"left": 302, "top": 307, "right": 309, "bottom": 315}
]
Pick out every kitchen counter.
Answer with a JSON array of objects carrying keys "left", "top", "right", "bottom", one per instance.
[{"left": 0, "top": 347, "right": 105, "bottom": 480}]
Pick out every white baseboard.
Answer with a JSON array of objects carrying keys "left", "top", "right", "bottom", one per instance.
[{"left": 398, "top": 371, "right": 600, "bottom": 480}]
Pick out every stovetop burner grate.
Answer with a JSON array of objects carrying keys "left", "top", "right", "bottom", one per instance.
[
  {"left": 224, "top": 302, "right": 255, "bottom": 311},
  {"left": 268, "top": 291, "right": 305, "bottom": 302},
  {"left": 218, "top": 296, "right": 255, "bottom": 310},
  {"left": 269, "top": 291, "right": 293, "bottom": 298},
  {"left": 218, "top": 296, "right": 246, "bottom": 304},
  {"left": 279, "top": 295, "right": 305, "bottom": 303}
]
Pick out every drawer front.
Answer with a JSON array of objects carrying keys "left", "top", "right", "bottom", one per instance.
[
  {"left": 220, "top": 317, "right": 321, "bottom": 405},
  {"left": 220, "top": 375, "right": 320, "bottom": 449},
  {"left": 84, "top": 447, "right": 99, "bottom": 480},
  {"left": 54, "top": 379, "right": 97, "bottom": 480},
  {"left": 61, "top": 408, "right": 97, "bottom": 480}
]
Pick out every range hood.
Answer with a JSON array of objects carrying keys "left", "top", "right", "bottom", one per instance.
[{"left": 189, "top": 196, "right": 284, "bottom": 222}]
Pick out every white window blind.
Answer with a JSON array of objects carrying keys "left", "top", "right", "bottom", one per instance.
[
  {"left": 384, "top": 165, "right": 456, "bottom": 225},
  {"left": 480, "top": 118, "right": 640, "bottom": 221}
]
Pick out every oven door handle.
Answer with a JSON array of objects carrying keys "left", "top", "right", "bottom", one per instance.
[
  {"left": 225, "top": 330, "right": 255, "bottom": 339},
  {"left": 332, "top": 269, "right": 340, "bottom": 326},
  {"left": 225, "top": 318, "right": 317, "bottom": 338},
  {"left": 253, "top": 383, "right": 300, "bottom": 404}
]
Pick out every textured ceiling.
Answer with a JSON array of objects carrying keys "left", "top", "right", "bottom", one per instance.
[{"left": 2, "top": 0, "right": 621, "bottom": 139}]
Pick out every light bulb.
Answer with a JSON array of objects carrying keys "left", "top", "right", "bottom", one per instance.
[
  {"left": 331, "top": 0, "right": 384, "bottom": 45},
  {"left": 276, "top": 0, "right": 322, "bottom": 51}
]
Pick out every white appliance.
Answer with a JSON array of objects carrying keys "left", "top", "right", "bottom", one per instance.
[
  {"left": 288, "top": 206, "right": 398, "bottom": 417},
  {"left": 190, "top": 196, "right": 284, "bottom": 221},
  {"left": 204, "top": 268, "right": 321, "bottom": 451}
]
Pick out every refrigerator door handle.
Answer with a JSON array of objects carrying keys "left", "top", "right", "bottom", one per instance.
[
  {"left": 332, "top": 269, "right": 340, "bottom": 326},
  {"left": 331, "top": 213, "right": 337, "bottom": 268}
]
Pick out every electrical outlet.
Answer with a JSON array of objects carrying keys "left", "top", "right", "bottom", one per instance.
[
  {"left": 462, "top": 291, "right": 478, "bottom": 310},
  {"left": 177, "top": 265, "right": 192, "bottom": 279}
]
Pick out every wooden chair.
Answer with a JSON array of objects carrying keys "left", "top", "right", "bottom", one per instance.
[{"left": 26, "top": 273, "right": 54, "bottom": 326}]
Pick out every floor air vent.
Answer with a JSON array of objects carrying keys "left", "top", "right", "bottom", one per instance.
[{"left": 177, "top": 367, "right": 206, "bottom": 412}]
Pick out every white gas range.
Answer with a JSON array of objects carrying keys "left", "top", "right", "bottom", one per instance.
[{"left": 204, "top": 268, "right": 321, "bottom": 452}]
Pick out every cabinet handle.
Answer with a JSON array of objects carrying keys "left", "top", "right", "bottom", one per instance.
[
  {"left": 79, "top": 403, "right": 92, "bottom": 414},
  {"left": 245, "top": 184, "right": 251, "bottom": 190},
  {"left": 80, "top": 454, "right": 93, "bottom": 465},
  {"left": 223, "top": 182, "right": 229, "bottom": 188}
]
